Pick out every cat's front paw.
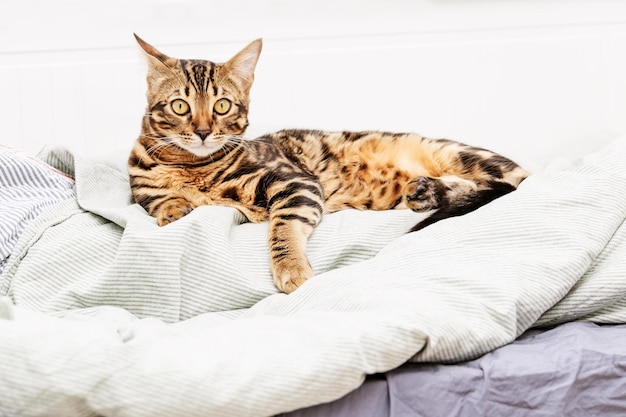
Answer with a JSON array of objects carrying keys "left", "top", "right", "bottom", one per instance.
[
  {"left": 271, "top": 262, "right": 313, "bottom": 294},
  {"left": 404, "top": 177, "right": 446, "bottom": 212},
  {"left": 155, "top": 199, "right": 194, "bottom": 226}
]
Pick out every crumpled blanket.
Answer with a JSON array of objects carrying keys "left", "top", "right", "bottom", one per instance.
[
  {"left": 0, "top": 145, "right": 75, "bottom": 274},
  {"left": 1, "top": 136, "right": 626, "bottom": 417}
]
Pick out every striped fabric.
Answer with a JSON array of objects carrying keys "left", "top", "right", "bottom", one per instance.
[
  {"left": 0, "top": 146, "right": 75, "bottom": 275},
  {"left": 0, "top": 138, "right": 626, "bottom": 417}
]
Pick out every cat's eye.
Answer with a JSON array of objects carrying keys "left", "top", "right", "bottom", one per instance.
[
  {"left": 214, "top": 98, "right": 232, "bottom": 115},
  {"left": 171, "top": 99, "right": 190, "bottom": 115}
]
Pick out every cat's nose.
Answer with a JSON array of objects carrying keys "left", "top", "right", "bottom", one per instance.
[{"left": 195, "top": 129, "right": 212, "bottom": 141}]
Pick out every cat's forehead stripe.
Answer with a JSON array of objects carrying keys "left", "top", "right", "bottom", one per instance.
[{"left": 180, "top": 60, "right": 215, "bottom": 94}]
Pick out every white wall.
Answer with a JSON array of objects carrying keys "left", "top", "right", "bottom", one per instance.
[{"left": 2, "top": 0, "right": 626, "bottom": 172}]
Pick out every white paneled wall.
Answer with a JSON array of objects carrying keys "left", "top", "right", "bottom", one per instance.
[{"left": 1, "top": 0, "right": 626, "bottom": 172}]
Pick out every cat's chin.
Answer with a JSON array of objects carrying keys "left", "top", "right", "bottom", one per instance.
[{"left": 180, "top": 142, "right": 223, "bottom": 158}]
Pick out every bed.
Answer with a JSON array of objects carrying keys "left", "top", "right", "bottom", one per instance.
[
  {"left": 3, "top": 0, "right": 626, "bottom": 414},
  {"left": 1, "top": 130, "right": 626, "bottom": 416}
]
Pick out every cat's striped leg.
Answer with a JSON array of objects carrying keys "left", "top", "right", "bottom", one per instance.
[
  {"left": 403, "top": 176, "right": 477, "bottom": 212},
  {"left": 266, "top": 180, "right": 324, "bottom": 293},
  {"left": 404, "top": 176, "right": 516, "bottom": 232}
]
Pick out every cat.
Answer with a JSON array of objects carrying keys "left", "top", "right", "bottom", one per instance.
[{"left": 128, "top": 35, "right": 529, "bottom": 293}]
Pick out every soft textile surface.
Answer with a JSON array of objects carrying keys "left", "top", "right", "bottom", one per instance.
[
  {"left": 0, "top": 145, "right": 75, "bottom": 274},
  {"left": 1, "top": 137, "right": 626, "bottom": 416},
  {"left": 386, "top": 322, "right": 626, "bottom": 417},
  {"left": 282, "top": 322, "right": 626, "bottom": 417}
]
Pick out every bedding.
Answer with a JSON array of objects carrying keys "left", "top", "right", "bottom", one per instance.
[
  {"left": 0, "top": 146, "right": 75, "bottom": 275},
  {"left": 283, "top": 322, "right": 626, "bottom": 417},
  {"left": 1, "top": 135, "right": 626, "bottom": 416}
]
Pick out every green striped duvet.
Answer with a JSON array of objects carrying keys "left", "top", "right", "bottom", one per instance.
[{"left": 1, "top": 137, "right": 626, "bottom": 417}]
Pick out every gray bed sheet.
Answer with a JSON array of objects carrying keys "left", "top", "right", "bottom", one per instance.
[{"left": 282, "top": 322, "right": 626, "bottom": 417}]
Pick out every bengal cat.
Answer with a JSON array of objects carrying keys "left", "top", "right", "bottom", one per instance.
[{"left": 128, "top": 35, "right": 529, "bottom": 293}]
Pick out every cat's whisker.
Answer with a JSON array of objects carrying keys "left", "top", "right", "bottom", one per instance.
[
  {"left": 223, "top": 140, "right": 246, "bottom": 156},
  {"left": 146, "top": 144, "right": 167, "bottom": 159},
  {"left": 222, "top": 135, "right": 255, "bottom": 155},
  {"left": 146, "top": 139, "right": 179, "bottom": 159}
]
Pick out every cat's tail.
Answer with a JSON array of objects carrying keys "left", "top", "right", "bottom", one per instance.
[{"left": 408, "top": 180, "right": 517, "bottom": 233}]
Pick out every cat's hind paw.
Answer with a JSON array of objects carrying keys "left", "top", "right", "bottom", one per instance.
[{"left": 403, "top": 176, "right": 446, "bottom": 212}]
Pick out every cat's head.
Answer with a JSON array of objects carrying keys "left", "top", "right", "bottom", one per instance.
[{"left": 135, "top": 34, "right": 262, "bottom": 157}]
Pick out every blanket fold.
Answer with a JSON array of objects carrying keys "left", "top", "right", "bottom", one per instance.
[{"left": 1, "top": 137, "right": 626, "bottom": 417}]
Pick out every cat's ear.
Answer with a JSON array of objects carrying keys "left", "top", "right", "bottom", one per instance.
[
  {"left": 223, "top": 39, "right": 263, "bottom": 94},
  {"left": 134, "top": 34, "right": 178, "bottom": 87}
]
